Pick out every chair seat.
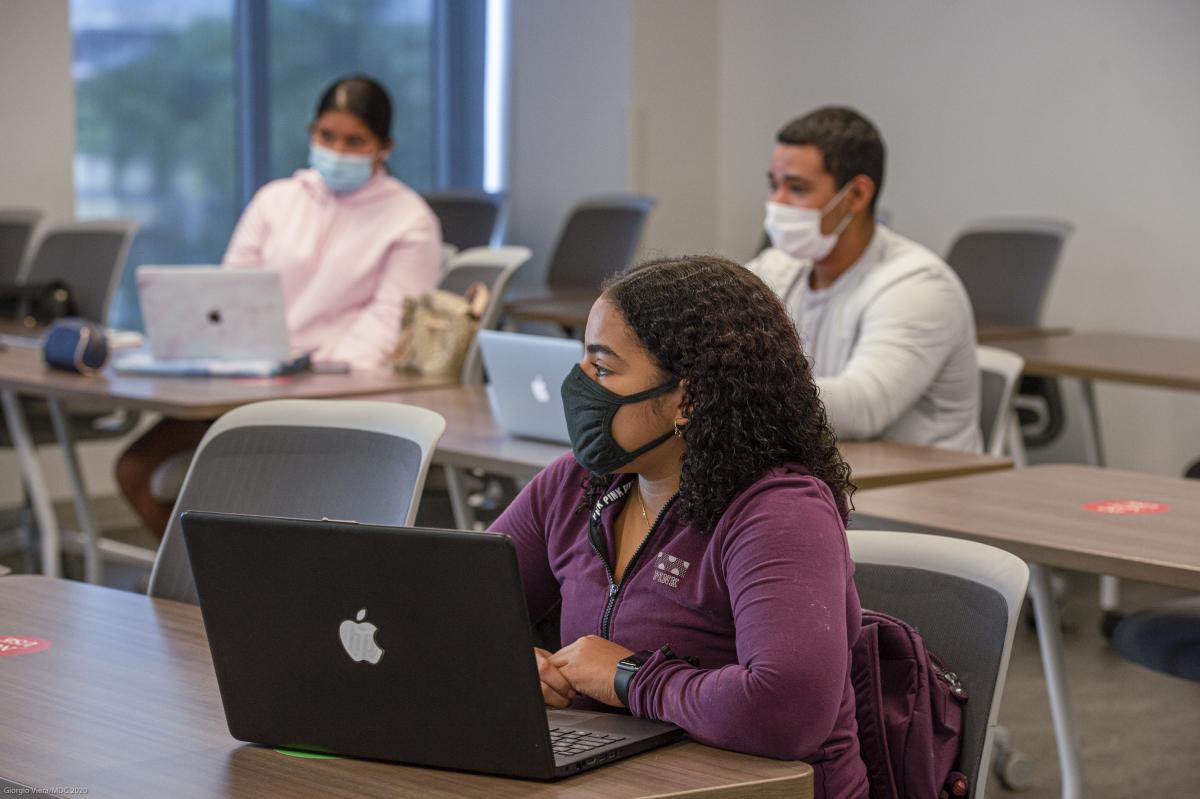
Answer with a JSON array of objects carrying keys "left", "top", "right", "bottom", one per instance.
[{"left": 1110, "top": 595, "right": 1200, "bottom": 682}]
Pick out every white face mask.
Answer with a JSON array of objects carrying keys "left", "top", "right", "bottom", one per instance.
[{"left": 763, "top": 183, "right": 854, "bottom": 262}]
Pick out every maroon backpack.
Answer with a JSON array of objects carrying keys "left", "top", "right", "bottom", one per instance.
[{"left": 852, "top": 609, "right": 970, "bottom": 799}]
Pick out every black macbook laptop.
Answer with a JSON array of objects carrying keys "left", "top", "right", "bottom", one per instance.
[{"left": 180, "top": 511, "right": 682, "bottom": 779}]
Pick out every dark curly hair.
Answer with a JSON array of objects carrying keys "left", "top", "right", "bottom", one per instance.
[{"left": 581, "top": 254, "right": 854, "bottom": 529}]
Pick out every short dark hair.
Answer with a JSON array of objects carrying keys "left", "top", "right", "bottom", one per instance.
[
  {"left": 314, "top": 75, "right": 393, "bottom": 146},
  {"left": 581, "top": 255, "right": 854, "bottom": 531},
  {"left": 777, "top": 107, "right": 885, "bottom": 213}
]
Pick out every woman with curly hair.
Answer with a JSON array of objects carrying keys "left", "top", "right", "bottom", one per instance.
[{"left": 489, "top": 255, "right": 868, "bottom": 798}]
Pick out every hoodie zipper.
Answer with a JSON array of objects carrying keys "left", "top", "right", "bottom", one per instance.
[{"left": 589, "top": 491, "right": 677, "bottom": 640}]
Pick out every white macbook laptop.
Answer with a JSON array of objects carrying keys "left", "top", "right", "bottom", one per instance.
[
  {"left": 117, "top": 266, "right": 307, "bottom": 376},
  {"left": 137, "top": 266, "right": 292, "bottom": 360},
  {"left": 477, "top": 331, "right": 582, "bottom": 444}
]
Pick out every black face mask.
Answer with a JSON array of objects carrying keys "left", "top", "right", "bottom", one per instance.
[{"left": 560, "top": 364, "right": 679, "bottom": 475}]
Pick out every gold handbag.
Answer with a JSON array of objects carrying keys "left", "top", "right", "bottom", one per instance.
[{"left": 393, "top": 283, "right": 490, "bottom": 379}]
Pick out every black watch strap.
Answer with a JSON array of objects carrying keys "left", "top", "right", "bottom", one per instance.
[{"left": 614, "top": 647, "right": 666, "bottom": 706}]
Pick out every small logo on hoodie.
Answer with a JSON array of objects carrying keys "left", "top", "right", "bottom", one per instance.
[{"left": 652, "top": 551, "right": 690, "bottom": 588}]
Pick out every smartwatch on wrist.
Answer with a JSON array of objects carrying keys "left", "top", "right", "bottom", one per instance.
[
  {"left": 615, "top": 646, "right": 701, "bottom": 706},
  {"left": 614, "top": 649, "right": 657, "bottom": 707}
]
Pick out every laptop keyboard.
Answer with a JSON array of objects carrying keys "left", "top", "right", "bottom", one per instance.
[{"left": 549, "top": 727, "right": 627, "bottom": 758}]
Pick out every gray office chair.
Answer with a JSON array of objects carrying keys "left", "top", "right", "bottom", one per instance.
[
  {"left": 430, "top": 246, "right": 533, "bottom": 530},
  {"left": 1, "top": 219, "right": 142, "bottom": 576},
  {"left": 0, "top": 208, "right": 43, "bottom": 286},
  {"left": 947, "top": 220, "right": 1071, "bottom": 328},
  {"left": 544, "top": 194, "right": 655, "bottom": 291},
  {"left": 23, "top": 219, "right": 139, "bottom": 324},
  {"left": 849, "top": 529, "right": 1030, "bottom": 799},
  {"left": 147, "top": 399, "right": 446, "bottom": 605},
  {"left": 976, "top": 345, "right": 1027, "bottom": 465},
  {"left": 946, "top": 220, "right": 1072, "bottom": 450},
  {"left": 1, "top": 219, "right": 142, "bottom": 446},
  {"left": 423, "top": 190, "right": 506, "bottom": 251},
  {"left": 440, "top": 246, "right": 532, "bottom": 385},
  {"left": 1109, "top": 460, "right": 1200, "bottom": 682}
]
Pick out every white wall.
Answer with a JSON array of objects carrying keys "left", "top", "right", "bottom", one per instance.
[
  {"left": 710, "top": 0, "right": 1200, "bottom": 476},
  {"left": 506, "top": 0, "right": 634, "bottom": 289},
  {"left": 0, "top": 0, "right": 76, "bottom": 224},
  {"left": 0, "top": 0, "right": 140, "bottom": 508},
  {"left": 631, "top": 0, "right": 720, "bottom": 259},
  {"left": 506, "top": 0, "right": 722, "bottom": 282}
]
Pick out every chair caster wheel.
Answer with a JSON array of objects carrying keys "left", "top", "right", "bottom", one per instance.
[{"left": 992, "top": 727, "right": 1036, "bottom": 791}]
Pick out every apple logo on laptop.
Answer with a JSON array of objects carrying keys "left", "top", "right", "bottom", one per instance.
[
  {"left": 338, "top": 608, "right": 384, "bottom": 664},
  {"left": 530, "top": 374, "right": 551, "bottom": 404}
]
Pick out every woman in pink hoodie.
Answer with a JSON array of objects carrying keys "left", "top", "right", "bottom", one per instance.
[{"left": 115, "top": 75, "right": 442, "bottom": 538}]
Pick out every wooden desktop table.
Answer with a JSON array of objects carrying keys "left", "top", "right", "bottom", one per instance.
[
  {"left": 998, "top": 331, "right": 1200, "bottom": 393},
  {"left": 997, "top": 330, "right": 1200, "bottom": 615},
  {"left": 0, "top": 342, "right": 452, "bottom": 581},
  {"left": 853, "top": 464, "right": 1200, "bottom": 799},
  {"left": 380, "top": 385, "right": 1011, "bottom": 528},
  {"left": 504, "top": 292, "right": 597, "bottom": 330},
  {"left": 0, "top": 576, "right": 813, "bottom": 799},
  {"left": 974, "top": 321, "right": 1072, "bottom": 343},
  {"left": 997, "top": 330, "right": 1200, "bottom": 468},
  {"left": 0, "top": 341, "right": 450, "bottom": 419}
]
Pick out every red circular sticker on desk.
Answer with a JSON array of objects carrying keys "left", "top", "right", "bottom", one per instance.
[
  {"left": 1082, "top": 500, "right": 1171, "bottom": 515},
  {"left": 0, "top": 636, "right": 52, "bottom": 656}
]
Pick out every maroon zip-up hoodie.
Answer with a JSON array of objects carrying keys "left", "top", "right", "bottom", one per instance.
[{"left": 490, "top": 453, "right": 869, "bottom": 799}]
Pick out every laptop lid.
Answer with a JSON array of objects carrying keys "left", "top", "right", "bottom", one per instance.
[
  {"left": 182, "top": 512, "right": 679, "bottom": 780},
  {"left": 137, "top": 266, "right": 292, "bottom": 361},
  {"left": 477, "top": 331, "right": 582, "bottom": 444}
]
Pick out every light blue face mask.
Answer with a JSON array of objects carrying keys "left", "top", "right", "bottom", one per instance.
[{"left": 309, "top": 143, "right": 376, "bottom": 194}]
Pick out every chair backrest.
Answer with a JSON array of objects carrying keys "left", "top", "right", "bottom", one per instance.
[
  {"left": 148, "top": 399, "right": 446, "bottom": 605},
  {"left": 423, "top": 190, "right": 506, "bottom": 250},
  {"left": 545, "top": 194, "right": 655, "bottom": 290},
  {"left": 976, "top": 345, "right": 1025, "bottom": 460},
  {"left": 439, "top": 246, "right": 532, "bottom": 384},
  {"left": 23, "top": 219, "right": 139, "bottom": 323},
  {"left": 946, "top": 220, "right": 1072, "bottom": 327},
  {"left": 848, "top": 529, "right": 1029, "bottom": 799},
  {"left": 0, "top": 208, "right": 43, "bottom": 285}
]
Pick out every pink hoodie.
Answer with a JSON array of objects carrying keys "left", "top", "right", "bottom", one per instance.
[{"left": 222, "top": 168, "right": 442, "bottom": 367}]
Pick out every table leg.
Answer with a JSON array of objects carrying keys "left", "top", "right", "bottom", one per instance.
[
  {"left": 45, "top": 397, "right": 102, "bottom": 584},
  {"left": 1076, "top": 378, "right": 1122, "bottom": 619},
  {"left": 1006, "top": 410, "right": 1028, "bottom": 468},
  {"left": 1, "top": 390, "right": 61, "bottom": 578},
  {"left": 1028, "top": 562, "right": 1086, "bottom": 799},
  {"left": 1075, "top": 378, "right": 1106, "bottom": 467},
  {"left": 444, "top": 465, "right": 475, "bottom": 531}
]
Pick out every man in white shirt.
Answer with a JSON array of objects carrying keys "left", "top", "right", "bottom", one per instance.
[{"left": 746, "top": 107, "right": 981, "bottom": 452}]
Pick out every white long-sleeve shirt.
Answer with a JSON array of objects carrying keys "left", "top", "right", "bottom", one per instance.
[{"left": 745, "top": 226, "right": 982, "bottom": 452}]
